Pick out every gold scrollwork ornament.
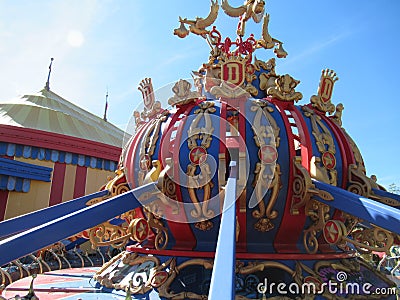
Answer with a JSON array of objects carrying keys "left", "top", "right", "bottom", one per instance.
[{"left": 267, "top": 74, "right": 303, "bottom": 102}]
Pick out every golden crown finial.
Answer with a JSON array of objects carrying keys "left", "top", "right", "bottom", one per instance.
[{"left": 310, "top": 68, "right": 339, "bottom": 114}]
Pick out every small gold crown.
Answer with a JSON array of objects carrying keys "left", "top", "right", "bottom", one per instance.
[
  {"left": 321, "top": 69, "right": 339, "bottom": 82},
  {"left": 310, "top": 68, "right": 339, "bottom": 114},
  {"left": 138, "top": 78, "right": 152, "bottom": 94}
]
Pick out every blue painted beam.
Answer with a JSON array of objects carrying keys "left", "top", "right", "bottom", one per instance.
[
  {"left": 312, "top": 180, "right": 400, "bottom": 235},
  {"left": 372, "top": 188, "right": 400, "bottom": 206},
  {"left": 209, "top": 162, "right": 237, "bottom": 300},
  {"left": 0, "top": 190, "right": 109, "bottom": 238},
  {"left": 0, "top": 157, "right": 52, "bottom": 182},
  {"left": 0, "top": 188, "right": 144, "bottom": 266}
]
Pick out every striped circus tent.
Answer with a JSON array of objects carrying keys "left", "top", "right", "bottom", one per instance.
[
  {"left": 0, "top": 88, "right": 125, "bottom": 220},
  {"left": 0, "top": 88, "right": 123, "bottom": 147}
]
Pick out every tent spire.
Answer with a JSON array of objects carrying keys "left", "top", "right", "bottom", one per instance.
[
  {"left": 44, "top": 58, "right": 54, "bottom": 91},
  {"left": 103, "top": 87, "right": 109, "bottom": 122}
]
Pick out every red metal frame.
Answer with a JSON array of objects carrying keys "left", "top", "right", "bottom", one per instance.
[{"left": 0, "top": 125, "right": 121, "bottom": 161}]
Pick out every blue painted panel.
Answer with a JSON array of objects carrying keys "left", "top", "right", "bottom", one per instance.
[
  {"left": 295, "top": 107, "right": 319, "bottom": 159},
  {"left": 22, "top": 146, "right": 31, "bottom": 158},
  {"left": 6, "top": 143, "right": 15, "bottom": 156},
  {"left": 0, "top": 176, "right": 31, "bottom": 193},
  {"left": 0, "top": 175, "right": 8, "bottom": 190},
  {"left": 45, "top": 148, "right": 52, "bottom": 160},
  {"left": 178, "top": 102, "right": 221, "bottom": 251},
  {"left": 104, "top": 160, "right": 110, "bottom": 171},
  {"left": 51, "top": 150, "right": 59, "bottom": 162},
  {"left": 65, "top": 152, "right": 73, "bottom": 164},
  {"left": 72, "top": 153, "right": 78, "bottom": 165},
  {"left": 22, "top": 178, "right": 30, "bottom": 192},
  {"left": 96, "top": 158, "right": 103, "bottom": 169},
  {"left": 15, "top": 144, "right": 23, "bottom": 157},
  {"left": 7, "top": 176, "right": 16, "bottom": 190},
  {"left": 78, "top": 154, "right": 84, "bottom": 166},
  {"left": 78, "top": 154, "right": 85, "bottom": 166},
  {"left": 246, "top": 101, "right": 290, "bottom": 253},
  {"left": 38, "top": 148, "right": 45, "bottom": 160},
  {"left": 58, "top": 151, "right": 66, "bottom": 163},
  {"left": 90, "top": 157, "right": 97, "bottom": 168},
  {"left": 14, "top": 176, "right": 23, "bottom": 191},
  {"left": 0, "top": 142, "right": 7, "bottom": 155},
  {"left": 85, "top": 155, "right": 91, "bottom": 167},
  {"left": 31, "top": 146, "right": 39, "bottom": 159}
]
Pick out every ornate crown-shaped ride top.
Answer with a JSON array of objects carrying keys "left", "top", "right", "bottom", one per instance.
[{"left": 172, "top": 0, "right": 300, "bottom": 102}]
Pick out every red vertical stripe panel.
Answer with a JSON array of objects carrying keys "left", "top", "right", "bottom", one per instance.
[
  {"left": 0, "top": 190, "right": 9, "bottom": 221},
  {"left": 73, "top": 165, "right": 87, "bottom": 198},
  {"left": 49, "top": 162, "right": 66, "bottom": 206}
]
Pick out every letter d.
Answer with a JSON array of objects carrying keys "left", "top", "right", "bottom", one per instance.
[{"left": 257, "top": 278, "right": 267, "bottom": 294}]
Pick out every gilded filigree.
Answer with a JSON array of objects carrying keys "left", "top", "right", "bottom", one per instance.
[
  {"left": 331, "top": 103, "right": 344, "bottom": 127},
  {"left": 257, "top": 14, "right": 287, "bottom": 57},
  {"left": 168, "top": 79, "right": 202, "bottom": 106},
  {"left": 257, "top": 58, "right": 278, "bottom": 93},
  {"left": 174, "top": 0, "right": 219, "bottom": 38},
  {"left": 303, "top": 106, "right": 337, "bottom": 186},
  {"left": 254, "top": 57, "right": 276, "bottom": 72},
  {"left": 322, "top": 219, "right": 396, "bottom": 256},
  {"left": 138, "top": 115, "right": 167, "bottom": 185},
  {"left": 346, "top": 164, "right": 399, "bottom": 207},
  {"left": 142, "top": 209, "right": 169, "bottom": 250},
  {"left": 291, "top": 157, "right": 333, "bottom": 215},
  {"left": 87, "top": 189, "right": 169, "bottom": 250},
  {"left": 249, "top": 101, "right": 282, "bottom": 232},
  {"left": 210, "top": 80, "right": 250, "bottom": 98},
  {"left": 342, "top": 129, "right": 366, "bottom": 174},
  {"left": 89, "top": 217, "right": 149, "bottom": 249},
  {"left": 348, "top": 225, "right": 395, "bottom": 254},
  {"left": 252, "top": 164, "right": 281, "bottom": 232},
  {"left": 347, "top": 164, "right": 372, "bottom": 197},
  {"left": 221, "top": 0, "right": 265, "bottom": 36},
  {"left": 267, "top": 74, "right": 303, "bottom": 102},
  {"left": 186, "top": 101, "right": 217, "bottom": 230},
  {"left": 95, "top": 253, "right": 215, "bottom": 299},
  {"left": 303, "top": 199, "right": 331, "bottom": 254},
  {"left": 105, "top": 168, "right": 129, "bottom": 197}
]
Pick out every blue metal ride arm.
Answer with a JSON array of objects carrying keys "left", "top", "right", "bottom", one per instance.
[
  {"left": 312, "top": 180, "right": 400, "bottom": 235},
  {"left": 209, "top": 162, "right": 237, "bottom": 300},
  {"left": 0, "top": 190, "right": 109, "bottom": 239},
  {"left": 372, "top": 188, "right": 400, "bottom": 206},
  {"left": 0, "top": 184, "right": 152, "bottom": 266}
]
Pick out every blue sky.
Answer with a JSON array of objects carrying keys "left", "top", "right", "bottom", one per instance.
[{"left": 0, "top": 0, "right": 399, "bottom": 188}]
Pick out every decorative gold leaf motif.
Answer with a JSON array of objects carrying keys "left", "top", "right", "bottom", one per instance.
[{"left": 267, "top": 74, "right": 303, "bottom": 102}]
